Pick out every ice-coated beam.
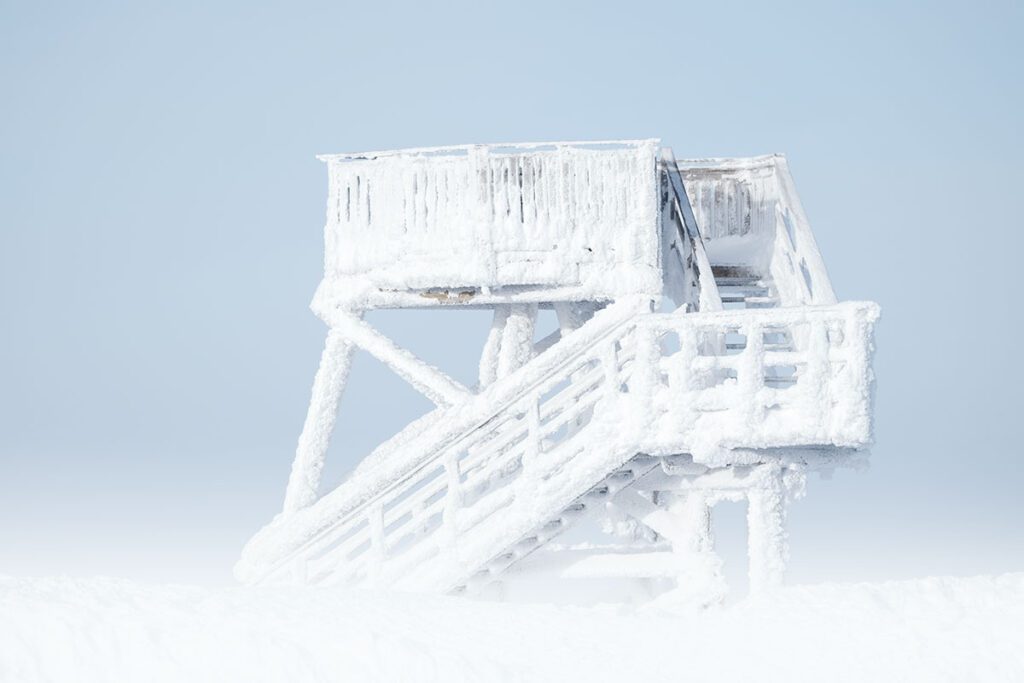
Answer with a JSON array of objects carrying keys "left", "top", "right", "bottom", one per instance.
[
  {"left": 495, "top": 304, "right": 537, "bottom": 379},
  {"left": 283, "top": 328, "right": 356, "bottom": 513},
  {"left": 329, "top": 311, "right": 472, "bottom": 407},
  {"left": 747, "top": 463, "right": 788, "bottom": 593},
  {"left": 478, "top": 307, "right": 510, "bottom": 389}
]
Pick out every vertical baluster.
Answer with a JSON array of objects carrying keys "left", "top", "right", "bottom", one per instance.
[
  {"left": 739, "top": 322, "right": 766, "bottom": 426},
  {"left": 442, "top": 451, "right": 462, "bottom": 547},
  {"left": 522, "top": 397, "right": 541, "bottom": 476},
  {"left": 847, "top": 308, "right": 875, "bottom": 442},
  {"left": 412, "top": 497, "right": 427, "bottom": 537},
  {"left": 673, "top": 325, "right": 698, "bottom": 424},
  {"left": 368, "top": 503, "right": 385, "bottom": 582},
  {"left": 601, "top": 338, "right": 620, "bottom": 403},
  {"left": 632, "top": 324, "right": 660, "bottom": 411},
  {"left": 804, "top": 317, "right": 831, "bottom": 434}
]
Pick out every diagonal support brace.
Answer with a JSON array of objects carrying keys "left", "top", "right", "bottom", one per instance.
[{"left": 328, "top": 310, "right": 473, "bottom": 407}]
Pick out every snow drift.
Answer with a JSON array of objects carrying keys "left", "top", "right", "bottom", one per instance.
[{"left": 1, "top": 573, "right": 1022, "bottom": 682}]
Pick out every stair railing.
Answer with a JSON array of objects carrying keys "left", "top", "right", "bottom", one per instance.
[
  {"left": 769, "top": 156, "right": 838, "bottom": 306},
  {"left": 237, "top": 298, "right": 648, "bottom": 584},
  {"left": 659, "top": 149, "right": 723, "bottom": 313}
]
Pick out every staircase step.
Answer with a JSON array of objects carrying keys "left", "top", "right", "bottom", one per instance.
[
  {"left": 717, "top": 284, "right": 770, "bottom": 296},
  {"left": 711, "top": 265, "right": 759, "bottom": 279},
  {"left": 725, "top": 342, "right": 793, "bottom": 352},
  {"left": 744, "top": 297, "right": 780, "bottom": 308},
  {"left": 714, "top": 277, "right": 762, "bottom": 287}
]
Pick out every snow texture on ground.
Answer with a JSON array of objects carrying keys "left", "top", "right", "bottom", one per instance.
[{"left": 2, "top": 573, "right": 1022, "bottom": 682}]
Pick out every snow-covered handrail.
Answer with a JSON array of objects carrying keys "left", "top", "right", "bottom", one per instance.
[
  {"left": 317, "top": 139, "right": 658, "bottom": 162},
  {"left": 770, "top": 157, "right": 837, "bottom": 305},
  {"left": 660, "top": 150, "right": 722, "bottom": 312}
]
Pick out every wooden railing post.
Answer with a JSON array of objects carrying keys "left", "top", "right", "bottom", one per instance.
[
  {"left": 739, "top": 322, "right": 766, "bottom": 425},
  {"left": 368, "top": 503, "right": 385, "bottom": 581},
  {"left": 442, "top": 451, "right": 462, "bottom": 550},
  {"left": 601, "top": 339, "right": 620, "bottom": 403},
  {"left": 632, "top": 323, "right": 659, "bottom": 410}
]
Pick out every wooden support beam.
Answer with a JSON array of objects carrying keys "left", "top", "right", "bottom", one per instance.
[
  {"left": 478, "top": 307, "right": 509, "bottom": 389},
  {"left": 497, "top": 304, "right": 537, "bottom": 378}
]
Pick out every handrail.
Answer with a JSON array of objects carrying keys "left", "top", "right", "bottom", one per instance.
[
  {"left": 771, "top": 157, "right": 837, "bottom": 305},
  {"left": 660, "top": 149, "right": 722, "bottom": 312},
  {"left": 317, "top": 139, "right": 660, "bottom": 162}
]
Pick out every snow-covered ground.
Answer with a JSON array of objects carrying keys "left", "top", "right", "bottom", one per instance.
[{"left": 2, "top": 574, "right": 1022, "bottom": 682}]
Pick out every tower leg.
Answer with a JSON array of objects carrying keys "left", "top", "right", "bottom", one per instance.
[
  {"left": 668, "top": 491, "right": 726, "bottom": 606},
  {"left": 479, "top": 303, "right": 538, "bottom": 391},
  {"left": 553, "top": 302, "right": 593, "bottom": 334},
  {"left": 496, "top": 303, "right": 537, "bottom": 378},
  {"left": 478, "top": 307, "right": 510, "bottom": 389},
  {"left": 554, "top": 302, "right": 596, "bottom": 436},
  {"left": 747, "top": 464, "right": 787, "bottom": 594},
  {"left": 282, "top": 326, "right": 356, "bottom": 513}
]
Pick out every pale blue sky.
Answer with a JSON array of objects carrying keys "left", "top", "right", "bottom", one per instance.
[{"left": 1, "top": 0, "right": 1021, "bottom": 585}]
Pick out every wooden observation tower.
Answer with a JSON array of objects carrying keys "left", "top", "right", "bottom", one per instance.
[{"left": 237, "top": 140, "right": 878, "bottom": 605}]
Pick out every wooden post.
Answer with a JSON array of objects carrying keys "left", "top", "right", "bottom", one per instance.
[
  {"left": 496, "top": 303, "right": 537, "bottom": 378},
  {"left": 747, "top": 463, "right": 787, "bottom": 594},
  {"left": 667, "top": 490, "right": 726, "bottom": 605},
  {"left": 479, "top": 306, "right": 510, "bottom": 389}
]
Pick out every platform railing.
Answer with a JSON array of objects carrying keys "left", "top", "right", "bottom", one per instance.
[
  {"left": 769, "top": 157, "right": 837, "bottom": 305},
  {"left": 320, "top": 140, "right": 661, "bottom": 290},
  {"left": 639, "top": 301, "right": 878, "bottom": 457}
]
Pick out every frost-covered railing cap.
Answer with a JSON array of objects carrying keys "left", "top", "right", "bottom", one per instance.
[
  {"left": 316, "top": 139, "right": 659, "bottom": 163},
  {"left": 316, "top": 139, "right": 663, "bottom": 309},
  {"left": 673, "top": 153, "right": 785, "bottom": 172}
]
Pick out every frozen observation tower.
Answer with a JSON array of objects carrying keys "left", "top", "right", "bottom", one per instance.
[{"left": 237, "top": 140, "right": 878, "bottom": 605}]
